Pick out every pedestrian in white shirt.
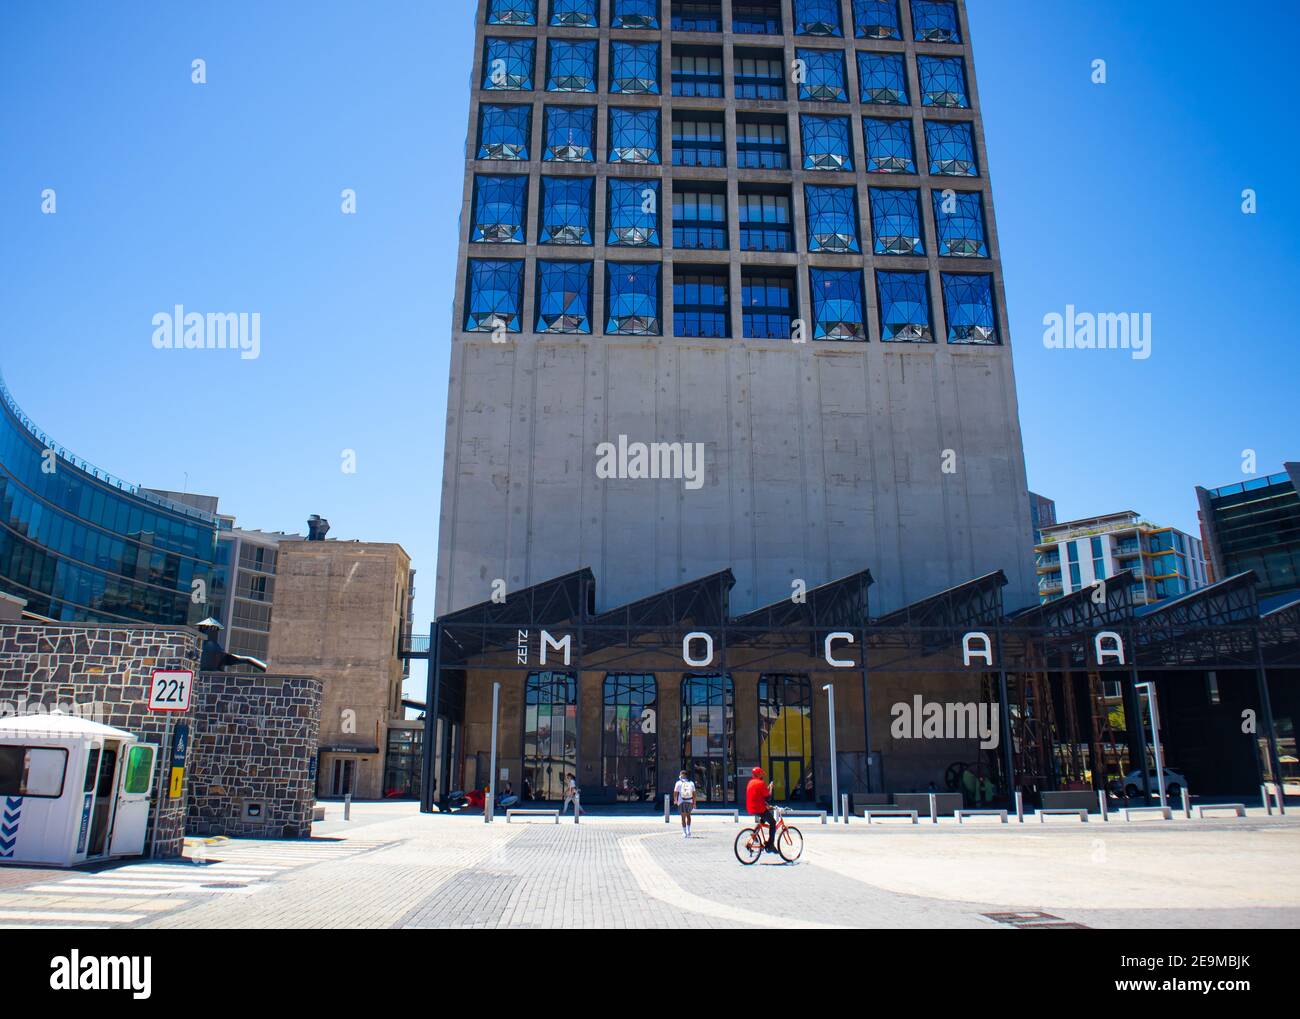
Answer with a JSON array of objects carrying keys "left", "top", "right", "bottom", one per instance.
[
  {"left": 560, "top": 774, "right": 583, "bottom": 816},
  {"left": 673, "top": 770, "right": 697, "bottom": 837}
]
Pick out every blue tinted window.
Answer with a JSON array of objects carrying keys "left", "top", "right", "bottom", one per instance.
[
  {"left": 941, "top": 273, "right": 998, "bottom": 344},
  {"left": 739, "top": 191, "right": 793, "bottom": 252},
  {"left": 471, "top": 175, "right": 528, "bottom": 243},
  {"left": 609, "top": 108, "right": 661, "bottom": 163},
  {"left": 547, "top": 39, "right": 597, "bottom": 92},
  {"left": 917, "top": 55, "right": 969, "bottom": 107},
  {"left": 797, "top": 48, "right": 848, "bottom": 102},
  {"left": 551, "top": 0, "right": 598, "bottom": 26},
  {"left": 800, "top": 114, "right": 854, "bottom": 171},
  {"left": 536, "top": 261, "right": 594, "bottom": 333},
  {"left": 673, "top": 188, "right": 727, "bottom": 249},
  {"left": 543, "top": 106, "right": 595, "bottom": 162},
  {"left": 734, "top": 1, "right": 781, "bottom": 33},
  {"left": 876, "top": 270, "right": 932, "bottom": 341},
  {"left": 853, "top": 0, "right": 900, "bottom": 39},
  {"left": 924, "top": 120, "right": 977, "bottom": 175},
  {"left": 810, "top": 268, "right": 866, "bottom": 341},
  {"left": 869, "top": 187, "right": 924, "bottom": 256},
  {"left": 483, "top": 38, "right": 535, "bottom": 90},
  {"left": 863, "top": 118, "right": 915, "bottom": 173},
  {"left": 673, "top": 115, "right": 725, "bottom": 167},
  {"left": 931, "top": 189, "right": 987, "bottom": 257},
  {"left": 477, "top": 104, "right": 532, "bottom": 160},
  {"left": 611, "top": 42, "right": 660, "bottom": 94},
  {"left": 911, "top": 0, "right": 961, "bottom": 42},
  {"left": 607, "top": 179, "right": 660, "bottom": 246},
  {"left": 805, "top": 185, "right": 861, "bottom": 253},
  {"left": 466, "top": 259, "right": 525, "bottom": 332},
  {"left": 794, "top": 0, "right": 843, "bottom": 35},
  {"left": 487, "top": 0, "right": 537, "bottom": 24},
  {"left": 606, "top": 262, "right": 662, "bottom": 335},
  {"left": 736, "top": 116, "right": 789, "bottom": 168},
  {"left": 612, "top": 0, "right": 660, "bottom": 28},
  {"left": 539, "top": 176, "right": 594, "bottom": 245},
  {"left": 856, "top": 52, "right": 908, "bottom": 105},
  {"left": 742, "top": 273, "right": 795, "bottom": 339},
  {"left": 672, "top": 1, "right": 721, "bottom": 31},
  {"left": 674, "top": 271, "right": 729, "bottom": 338}
]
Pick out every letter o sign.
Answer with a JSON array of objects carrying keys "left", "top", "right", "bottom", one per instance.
[{"left": 683, "top": 631, "right": 714, "bottom": 667}]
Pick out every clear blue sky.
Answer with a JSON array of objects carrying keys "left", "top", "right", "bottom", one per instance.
[{"left": 2, "top": 1, "right": 1297, "bottom": 692}]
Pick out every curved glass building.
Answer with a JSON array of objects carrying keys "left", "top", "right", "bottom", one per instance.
[{"left": 0, "top": 369, "right": 217, "bottom": 625}]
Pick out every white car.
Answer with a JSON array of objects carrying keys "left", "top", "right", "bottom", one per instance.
[{"left": 1123, "top": 768, "right": 1187, "bottom": 799}]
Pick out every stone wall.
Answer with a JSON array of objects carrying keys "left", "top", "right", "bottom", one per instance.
[
  {"left": 186, "top": 671, "right": 322, "bottom": 838},
  {"left": 0, "top": 622, "right": 202, "bottom": 858}
]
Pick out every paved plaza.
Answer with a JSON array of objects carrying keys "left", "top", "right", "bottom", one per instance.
[{"left": 1, "top": 802, "right": 1298, "bottom": 929}]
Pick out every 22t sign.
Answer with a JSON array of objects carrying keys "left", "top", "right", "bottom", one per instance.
[{"left": 149, "top": 670, "right": 194, "bottom": 712}]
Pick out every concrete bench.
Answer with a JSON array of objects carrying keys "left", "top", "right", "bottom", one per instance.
[
  {"left": 1038, "top": 808, "right": 1088, "bottom": 822},
  {"left": 781, "top": 809, "right": 828, "bottom": 825},
  {"left": 956, "top": 809, "right": 1008, "bottom": 824},
  {"left": 864, "top": 809, "right": 919, "bottom": 824},
  {"left": 1123, "top": 806, "right": 1172, "bottom": 821},
  {"left": 1198, "top": 803, "right": 1247, "bottom": 818},
  {"left": 692, "top": 808, "right": 739, "bottom": 822},
  {"left": 506, "top": 809, "right": 559, "bottom": 824},
  {"left": 311, "top": 804, "right": 326, "bottom": 822}
]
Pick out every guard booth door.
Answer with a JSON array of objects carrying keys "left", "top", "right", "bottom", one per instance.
[{"left": 108, "top": 743, "right": 157, "bottom": 857}]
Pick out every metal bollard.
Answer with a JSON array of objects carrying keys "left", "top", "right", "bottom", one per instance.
[
  {"left": 1182, "top": 782, "right": 1192, "bottom": 820},
  {"left": 841, "top": 793, "right": 850, "bottom": 824},
  {"left": 1014, "top": 791, "right": 1024, "bottom": 823},
  {"left": 1262, "top": 784, "right": 1272, "bottom": 815},
  {"left": 574, "top": 793, "right": 580, "bottom": 824},
  {"left": 344, "top": 793, "right": 351, "bottom": 821},
  {"left": 928, "top": 793, "right": 938, "bottom": 824},
  {"left": 1276, "top": 782, "right": 1287, "bottom": 816},
  {"left": 664, "top": 794, "right": 670, "bottom": 823},
  {"left": 1098, "top": 790, "right": 1108, "bottom": 822}
]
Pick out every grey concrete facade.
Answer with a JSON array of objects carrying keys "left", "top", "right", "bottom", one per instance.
[{"left": 437, "top": 0, "right": 1036, "bottom": 616}]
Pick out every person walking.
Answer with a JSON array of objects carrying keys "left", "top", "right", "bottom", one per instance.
[
  {"left": 560, "top": 773, "right": 583, "bottom": 816},
  {"left": 673, "top": 769, "right": 697, "bottom": 837}
]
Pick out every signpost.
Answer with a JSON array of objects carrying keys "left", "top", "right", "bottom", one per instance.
[{"left": 148, "top": 670, "right": 193, "bottom": 858}]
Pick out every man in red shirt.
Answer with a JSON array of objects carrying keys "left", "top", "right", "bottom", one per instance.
[{"left": 746, "top": 767, "right": 776, "bottom": 852}]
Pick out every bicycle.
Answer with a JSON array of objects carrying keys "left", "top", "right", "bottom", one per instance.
[{"left": 734, "top": 805, "right": 804, "bottom": 864}]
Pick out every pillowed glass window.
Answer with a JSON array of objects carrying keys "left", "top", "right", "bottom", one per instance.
[
  {"left": 856, "top": 52, "right": 908, "bottom": 105},
  {"left": 543, "top": 105, "right": 595, "bottom": 162},
  {"left": 603, "top": 674, "right": 658, "bottom": 803},
  {"left": 736, "top": 116, "right": 789, "bottom": 169},
  {"left": 925, "top": 120, "right": 977, "bottom": 175},
  {"left": 801, "top": 114, "right": 854, "bottom": 171},
  {"left": 672, "top": 50, "right": 723, "bottom": 97},
  {"left": 794, "top": 0, "right": 843, "bottom": 36},
  {"left": 917, "top": 55, "right": 969, "bottom": 108},
  {"left": 612, "top": 0, "right": 660, "bottom": 28},
  {"left": 758, "top": 675, "right": 815, "bottom": 802},
  {"left": 606, "top": 262, "right": 662, "bottom": 334},
  {"left": 739, "top": 190, "right": 793, "bottom": 252},
  {"left": 805, "top": 185, "right": 861, "bottom": 253},
  {"left": 931, "top": 189, "right": 987, "bottom": 256},
  {"left": 743, "top": 272, "right": 795, "bottom": 339},
  {"left": 672, "top": 0, "right": 721, "bottom": 31},
  {"left": 734, "top": 1, "right": 781, "bottom": 34},
  {"left": 550, "top": 0, "right": 598, "bottom": 26},
  {"left": 607, "top": 178, "right": 660, "bottom": 246},
  {"left": 483, "top": 38, "right": 535, "bottom": 91},
  {"left": 488, "top": 0, "right": 537, "bottom": 24},
  {"left": 853, "top": 0, "right": 901, "bottom": 39},
  {"left": 796, "top": 48, "right": 849, "bottom": 102},
  {"left": 911, "top": 0, "right": 961, "bottom": 42},
  {"left": 547, "top": 39, "right": 597, "bottom": 92},
  {"left": 609, "top": 107, "right": 661, "bottom": 163},
  {"left": 523, "top": 671, "right": 576, "bottom": 801},
  {"left": 465, "top": 258, "right": 525, "bottom": 332},
  {"left": 876, "top": 270, "right": 932, "bottom": 341},
  {"left": 942, "top": 273, "right": 998, "bottom": 344},
  {"left": 735, "top": 52, "right": 785, "bottom": 99},
  {"left": 477, "top": 104, "right": 532, "bottom": 161},
  {"left": 869, "top": 187, "right": 924, "bottom": 255},
  {"left": 611, "top": 41, "right": 660, "bottom": 94},
  {"left": 470, "top": 175, "right": 528, "bottom": 243},
  {"left": 539, "top": 175, "right": 594, "bottom": 244},
  {"left": 863, "top": 117, "right": 915, "bottom": 173},
  {"left": 811, "top": 268, "right": 866, "bottom": 340},
  {"left": 673, "top": 116, "right": 725, "bottom": 167},
  {"left": 536, "top": 260, "right": 593, "bottom": 333},
  {"left": 673, "top": 189, "right": 727, "bottom": 249},
  {"left": 681, "top": 674, "right": 735, "bottom": 803},
  {"left": 674, "top": 271, "right": 730, "bottom": 338}
]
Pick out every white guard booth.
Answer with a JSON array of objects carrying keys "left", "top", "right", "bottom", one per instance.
[{"left": 0, "top": 711, "right": 159, "bottom": 867}]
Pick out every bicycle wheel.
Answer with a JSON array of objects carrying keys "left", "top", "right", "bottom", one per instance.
[
  {"left": 734, "top": 827, "right": 763, "bottom": 865},
  {"left": 777, "top": 825, "right": 804, "bottom": 863}
]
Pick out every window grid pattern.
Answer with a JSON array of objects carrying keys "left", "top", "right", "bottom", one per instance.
[
  {"left": 609, "top": 107, "right": 661, "bottom": 163},
  {"left": 680, "top": 674, "right": 736, "bottom": 803},
  {"left": 801, "top": 114, "right": 854, "bottom": 171},
  {"left": 797, "top": 48, "right": 849, "bottom": 102},
  {"left": 672, "top": 52, "right": 724, "bottom": 98},
  {"left": 932, "top": 189, "right": 988, "bottom": 257},
  {"left": 672, "top": 1, "right": 722, "bottom": 32},
  {"left": 739, "top": 192, "right": 793, "bottom": 252},
  {"left": 607, "top": 178, "right": 660, "bottom": 246},
  {"left": 917, "top": 55, "right": 969, "bottom": 108},
  {"left": 539, "top": 175, "right": 595, "bottom": 245},
  {"left": 757, "top": 675, "right": 815, "bottom": 802},
  {"left": 611, "top": 0, "right": 659, "bottom": 28},
  {"left": 736, "top": 118, "right": 789, "bottom": 169},
  {"left": 743, "top": 274, "right": 795, "bottom": 339},
  {"left": 734, "top": 2, "right": 782, "bottom": 34},
  {"left": 602, "top": 674, "right": 658, "bottom": 803},
  {"left": 546, "top": 39, "right": 597, "bottom": 92},
  {"left": 611, "top": 42, "right": 661, "bottom": 94},
  {"left": 536, "top": 260, "right": 594, "bottom": 333},
  {"left": 673, "top": 117, "right": 725, "bottom": 167},
  {"left": 465, "top": 258, "right": 525, "bottom": 332},
  {"left": 483, "top": 38, "right": 535, "bottom": 91},
  {"left": 550, "top": 0, "right": 598, "bottom": 27},
  {"left": 869, "top": 187, "right": 925, "bottom": 256},
  {"left": 857, "top": 51, "right": 908, "bottom": 105},
  {"left": 477, "top": 104, "right": 532, "bottom": 161},
  {"left": 853, "top": 0, "right": 901, "bottom": 39},
  {"left": 606, "top": 262, "right": 662, "bottom": 335},
  {"left": 793, "top": 0, "right": 843, "bottom": 36},
  {"left": 805, "top": 185, "right": 861, "bottom": 253},
  {"left": 863, "top": 117, "right": 916, "bottom": 173},
  {"left": 925, "top": 119, "right": 978, "bottom": 175},
  {"left": 673, "top": 190, "right": 727, "bottom": 250},
  {"left": 941, "top": 273, "right": 998, "bottom": 344},
  {"left": 471, "top": 174, "right": 528, "bottom": 243},
  {"left": 543, "top": 105, "right": 595, "bottom": 162},
  {"left": 877, "top": 270, "right": 933, "bottom": 342},
  {"left": 735, "top": 55, "right": 785, "bottom": 99},
  {"left": 674, "top": 271, "right": 730, "bottom": 338},
  {"left": 487, "top": 0, "right": 538, "bottom": 26},
  {"left": 911, "top": 0, "right": 962, "bottom": 43},
  {"left": 523, "top": 671, "right": 576, "bottom": 801},
  {"left": 810, "top": 267, "right": 867, "bottom": 340}
]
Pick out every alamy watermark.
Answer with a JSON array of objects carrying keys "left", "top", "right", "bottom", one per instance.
[
  {"left": 151, "top": 305, "right": 261, "bottom": 360},
  {"left": 595, "top": 435, "right": 706, "bottom": 491},
  {"left": 890, "top": 696, "right": 1000, "bottom": 750},
  {"left": 1042, "top": 305, "right": 1151, "bottom": 361}
]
